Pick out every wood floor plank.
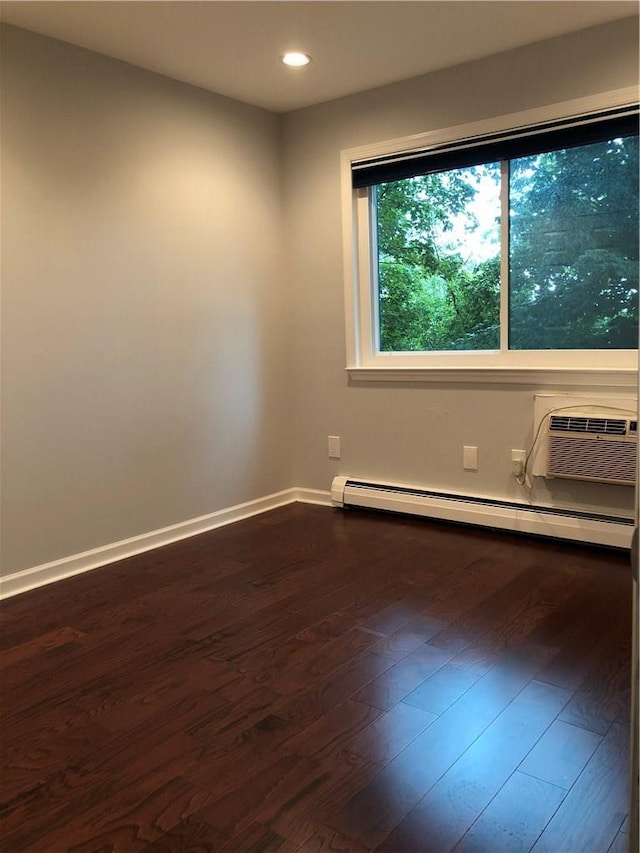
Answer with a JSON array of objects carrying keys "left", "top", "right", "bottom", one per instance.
[
  {"left": 1, "top": 505, "right": 631, "bottom": 853},
  {"left": 63, "top": 775, "right": 225, "bottom": 852},
  {"left": 149, "top": 815, "right": 230, "bottom": 853},
  {"left": 183, "top": 732, "right": 296, "bottom": 806},
  {"left": 360, "top": 592, "right": 435, "bottom": 635},
  {"left": 375, "top": 679, "right": 571, "bottom": 852},
  {"left": 327, "top": 643, "right": 557, "bottom": 849},
  {"left": 272, "top": 650, "right": 397, "bottom": 730},
  {"left": 448, "top": 566, "right": 582, "bottom": 675},
  {"left": 255, "top": 749, "right": 376, "bottom": 832},
  {"left": 294, "top": 826, "right": 370, "bottom": 852},
  {"left": 268, "top": 629, "right": 379, "bottom": 695},
  {"left": 607, "top": 829, "right": 629, "bottom": 853},
  {"left": 518, "top": 719, "right": 602, "bottom": 790},
  {"left": 4, "top": 655, "right": 237, "bottom": 754},
  {"left": 295, "top": 610, "right": 357, "bottom": 644},
  {"left": 530, "top": 720, "right": 630, "bottom": 853},
  {"left": 98, "top": 657, "right": 234, "bottom": 734},
  {"left": 2, "top": 731, "right": 205, "bottom": 850},
  {"left": 366, "top": 613, "right": 446, "bottom": 660},
  {"left": 215, "top": 820, "right": 298, "bottom": 852},
  {"left": 403, "top": 553, "right": 526, "bottom": 624},
  {"left": 353, "top": 642, "right": 454, "bottom": 710},
  {"left": 3, "top": 619, "right": 181, "bottom": 721},
  {"left": 186, "top": 684, "right": 281, "bottom": 744},
  {"left": 201, "top": 575, "right": 404, "bottom": 664},
  {"left": 0, "top": 719, "right": 112, "bottom": 803},
  {"left": 185, "top": 753, "right": 306, "bottom": 839},
  {"left": 402, "top": 663, "right": 480, "bottom": 715},
  {"left": 557, "top": 624, "right": 631, "bottom": 735},
  {"left": 184, "top": 708, "right": 300, "bottom": 805},
  {"left": 427, "top": 565, "right": 563, "bottom": 654},
  {"left": 267, "top": 750, "right": 382, "bottom": 847},
  {"left": 452, "top": 771, "right": 566, "bottom": 852},
  {"left": 280, "top": 698, "right": 382, "bottom": 761},
  {"left": 536, "top": 610, "right": 624, "bottom": 693},
  {"left": 1, "top": 626, "right": 86, "bottom": 668},
  {"left": 345, "top": 700, "right": 436, "bottom": 765}
]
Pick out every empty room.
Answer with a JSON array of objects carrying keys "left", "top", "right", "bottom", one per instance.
[{"left": 1, "top": 2, "right": 638, "bottom": 851}]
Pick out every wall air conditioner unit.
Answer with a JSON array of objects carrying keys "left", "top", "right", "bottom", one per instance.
[{"left": 545, "top": 411, "right": 637, "bottom": 486}]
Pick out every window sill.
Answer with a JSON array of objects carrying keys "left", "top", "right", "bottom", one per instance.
[{"left": 346, "top": 366, "right": 638, "bottom": 388}]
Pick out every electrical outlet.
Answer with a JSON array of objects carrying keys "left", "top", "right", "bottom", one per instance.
[
  {"left": 463, "top": 445, "right": 478, "bottom": 470},
  {"left": 328, "top": 435, "right": 341, "bottom": 459},
  {"left": 511, "top": 449, "right": 526, "bottom": 478}
]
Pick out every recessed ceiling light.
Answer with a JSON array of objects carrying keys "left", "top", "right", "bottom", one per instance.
[{"left": 282, "top": 52, "right": 311, "bottom": 67}]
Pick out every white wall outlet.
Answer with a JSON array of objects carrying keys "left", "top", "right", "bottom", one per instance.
[
  {"left": 463, "top": 445, "right": 478, "bottom": 470},
  {"left": 511, "top": 449, "right": 527, "bottom": 477},
  {"left": 328, "top": 435, "right": 341, "bottom": 459}
]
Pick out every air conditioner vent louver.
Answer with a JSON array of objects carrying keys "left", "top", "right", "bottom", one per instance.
[
  {"left": 545, "top": 409, "right": 637, "bottom": 486},
  {"left": 549, "top": 415, "right": 628, "bottom": 436},
  {"left": 548, "top": 437, "right": 636, "bottom": 484}
]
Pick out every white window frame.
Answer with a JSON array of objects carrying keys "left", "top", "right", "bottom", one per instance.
[{"left": 341, "top": 87, "right": 639, "bottom": 388}]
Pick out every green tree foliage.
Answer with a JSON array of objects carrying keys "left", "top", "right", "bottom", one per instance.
[
  {"left": 376, "top": 135, "right": 638, "bottom": 353},
  {"left": 376, "top": 170, "right": 501, "bottom": 352},
  {"left": 509, "top": 136, "right": 639, "bottom": 349}
]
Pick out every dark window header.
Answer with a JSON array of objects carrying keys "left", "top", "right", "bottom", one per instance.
[{"left": 351, "top": 106, "right": 639, "bottom": 189}]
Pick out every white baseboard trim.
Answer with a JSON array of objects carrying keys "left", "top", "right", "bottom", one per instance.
[
  {"left": 293, "top": 487, "right": 333, "bottom": 507},
  {"left": 4, "top": 480, "right": 626, "bottom": 600},
  {"left": 0, "top": 487, "right": 331, "bottom": 600}
]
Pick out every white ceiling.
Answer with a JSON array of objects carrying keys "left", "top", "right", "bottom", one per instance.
[{"left": 1, "top": 1, "right": 637, "bottom": 113}]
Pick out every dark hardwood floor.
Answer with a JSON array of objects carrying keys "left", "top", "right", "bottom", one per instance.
[{"left": 0, "top": 503, "right": 632, "bottom": 852}]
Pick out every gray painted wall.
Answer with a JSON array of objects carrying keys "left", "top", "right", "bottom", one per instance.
[
  {"left": 1, "top": 25, "right": 292, "bottom": 575},
  {"left": 283, "top": 17, "right": 639, "bottom": 517},
  {"left": 1, "top": 18, "right": 638, "bottom": 578}
]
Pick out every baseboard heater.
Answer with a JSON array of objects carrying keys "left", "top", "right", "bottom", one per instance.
[{"left": 331, "top": 476, "right": 634, "bottom": 549}]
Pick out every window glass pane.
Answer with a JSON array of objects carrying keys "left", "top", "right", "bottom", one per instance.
[
  {"left": 509, "top": 136, "right": 639, "bottom": 350},
  {"left": 376, "top": 165, "right": 501, "bottom": 352}
]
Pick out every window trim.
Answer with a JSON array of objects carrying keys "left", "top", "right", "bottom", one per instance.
[{"left": 340, "top": 87, "right": 639, "bottom": 387}]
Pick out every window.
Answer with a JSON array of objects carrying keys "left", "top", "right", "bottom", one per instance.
[
  {"left": 375, "top": 163, "right": 502, "bottom": 353},
  {"left": 343, "top": 93, "right": 639, "bottom": 384}
]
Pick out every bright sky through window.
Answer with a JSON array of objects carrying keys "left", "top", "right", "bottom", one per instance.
[{"left": 432, "top": 167, "right": 501, "bottom": 265}]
